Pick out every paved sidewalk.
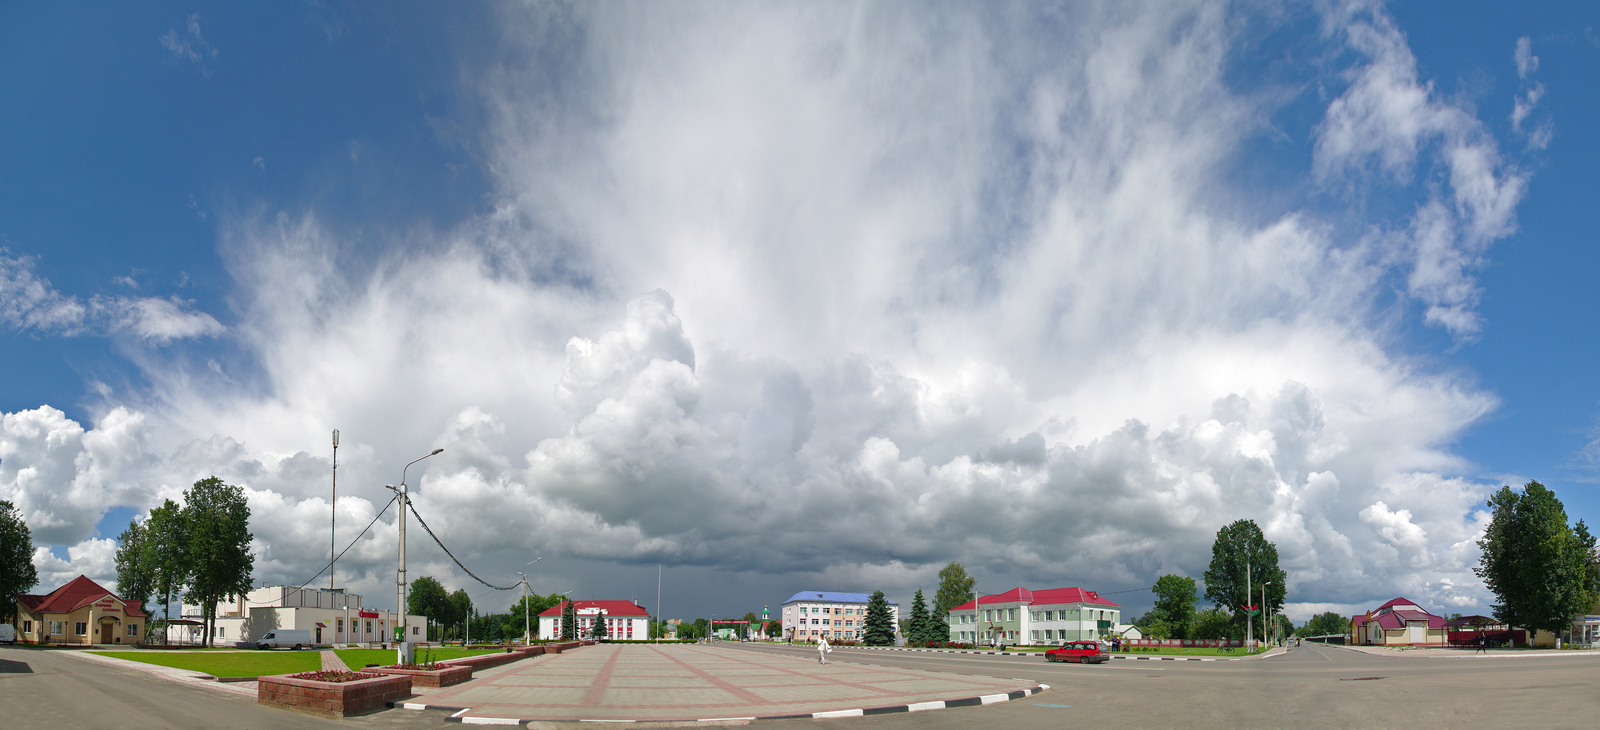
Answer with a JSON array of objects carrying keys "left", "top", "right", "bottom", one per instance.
[
  {"left": 407, "top": 643, "right": 1044, "bottom": 723},
  {"left": 320, "top": 650, "right": 352, "bottom": 671},
  {"left": 841, "top": 643, "right": 1288, "bottom": 662}
]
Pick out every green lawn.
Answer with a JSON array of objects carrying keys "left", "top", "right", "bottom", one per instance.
[
  {"left": 92, "top": 651, "right": 321, "bottom": 677},
  {"left": 1115, "top": 646, "right": 1264, "bottom": 657},
  {"left": 335, "top": 647, "right": 505, "bottom": 668}
]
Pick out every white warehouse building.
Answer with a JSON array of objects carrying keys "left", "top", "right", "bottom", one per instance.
[{"left": 171, "top": 585, "right": 423, "bottom": 647}]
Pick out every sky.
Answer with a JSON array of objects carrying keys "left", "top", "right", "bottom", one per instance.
[{"left": 3, "top": 1, "right": 1599, "bottom": 626}]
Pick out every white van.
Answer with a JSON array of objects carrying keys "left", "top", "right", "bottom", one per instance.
[
  {"left": 256, "top": 629, "right": 313, "bottom": 650},
  {"left": 0, "top": 624, "right": 15, "bottom": 644}
]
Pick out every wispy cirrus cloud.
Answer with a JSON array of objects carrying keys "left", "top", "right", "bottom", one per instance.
[
  {"left": 0, "top": 249, "right": 224, "bottom": 344},
  {"left": 159, "top": 13, "right": 218, "bottom": 74}
]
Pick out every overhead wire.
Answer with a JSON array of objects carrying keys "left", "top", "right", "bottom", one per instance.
[{"left": 405, "top": 499, "right": 520, "bottom": 591}]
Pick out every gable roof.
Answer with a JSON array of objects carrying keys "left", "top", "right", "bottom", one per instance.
[
  {"left": 536, "top": 600, "right": 650, "bottom": 617},
  {"left": 949, "top": 586, "right": 1119, "bottom": 611},
  {"left": 15, "top": 575, "right": 145, "bottom": 618},
  {"left": 782, "top": 592, "right": 898, "bottom": 605}
]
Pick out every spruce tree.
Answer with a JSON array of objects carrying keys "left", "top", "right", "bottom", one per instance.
[
  {"left": 907, "top": 590, "right": 930, "bottom": 645},
  {"left": 561, "top": 599, "right": 578, "bottom": 640},
  {"left": 862, "top": 590, "right": 896, "bottom": 646},
  {"left": 591, "top": 609, "right": 609, "bottom": 640}
]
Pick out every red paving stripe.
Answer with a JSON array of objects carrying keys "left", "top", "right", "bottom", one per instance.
[
  {"left": 648, "top": 646, "right": 773, "bottom": 706},
  {"left": 579, "top": 647, "right": 626, "bottom": 707},
  {"left": 700, "top": 646, "right": 945, "bottom": 699}
]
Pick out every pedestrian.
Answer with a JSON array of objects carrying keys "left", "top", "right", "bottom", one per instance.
[
  {"left": 1477, "top": 635, "right": 1486, "bottom": 654},
  {"left": 818, "top": 635, "right": 831, "bottom": 664}
]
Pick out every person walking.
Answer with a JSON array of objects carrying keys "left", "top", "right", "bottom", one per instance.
[{"left": 817, "top": 635, "right": 831, "bottom": 664}]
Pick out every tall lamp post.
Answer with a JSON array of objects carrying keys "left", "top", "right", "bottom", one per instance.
[
  {"left": 516, "top": 557, "right": 542, "bottom": 645},
  {"left": 388, "top": 447, "right": 443, "bottom": 666},
  {"left": 1261, "top": 582, "right": 1273, "bottom": 649}
]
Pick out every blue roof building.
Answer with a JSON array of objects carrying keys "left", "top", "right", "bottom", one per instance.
[{"left": 780, "top": 591, "right": 899, "bottom": 641}]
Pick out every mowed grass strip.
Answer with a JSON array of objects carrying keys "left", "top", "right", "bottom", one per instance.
[
  {"left": 93, "top": 651, "right": 321, "bottom": 677},
  {"left": 335, "top": 647, "right": 506, "bottom": 668}
]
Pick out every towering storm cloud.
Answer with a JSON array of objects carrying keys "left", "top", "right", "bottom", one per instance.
[{"left": 0, "top": 1, "right": 1542, "bottom": 619}]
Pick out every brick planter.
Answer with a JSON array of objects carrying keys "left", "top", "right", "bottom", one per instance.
[
  {"left": 257, "top": 672, "right": 412, "bottom": 719},
  {"left": 372, "top": 664, "right": 472, "bottom": 688}
]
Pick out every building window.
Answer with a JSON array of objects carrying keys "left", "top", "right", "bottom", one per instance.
[
  {"left": 1032, "top": 630, "right": 1040, "bottom": 640},
  {"left": 1045, "top": 629, "right": 1054, "bottom": 640},
  {"left": 413, "top": 626, "right": 420, "bottom": 635},
  {"left": 1009, "top": 609, "right": 1017, "bottom": 621},
  {"left": 22, "top": 621, "right": 31, "bottom": 635},
  {"left": 218, "top": 627, "right": 225, "bottom": 639},
  {"left": 75, "top": 622, "right": 88, "bottom": 636},
  {"left": 337, "top": 618, "right": 344, "bottom": 632},
  {"left": 366, "top": 620, "right": 373, "bottom": 633},
  {"left": 50, "top": 621, "right": 63, "bottom": 636},
  {"left": 128, "top": 623, "right": 138, "bottom": 637}
]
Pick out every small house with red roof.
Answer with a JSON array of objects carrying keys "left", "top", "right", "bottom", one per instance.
[
  {"left": 537, "top": 600, "right": 651, "bottom": 640},
  {"left": 1349, "top": 597, "right": 1448, "bottom": 646},
  {"left": 14, "top": 575, "right": 147, "bottom": 645},
  {"left": 947, "top": 587, "right": 1121, "bottom": 646}
]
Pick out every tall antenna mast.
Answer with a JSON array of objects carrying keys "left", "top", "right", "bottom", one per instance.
[{"left": 331, "top": 429, "right": 339, "bottom": 592}]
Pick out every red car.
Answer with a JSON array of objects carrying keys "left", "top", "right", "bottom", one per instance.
[{"left": 1045, "top": 641, "right": 1109, "bottom": 664}]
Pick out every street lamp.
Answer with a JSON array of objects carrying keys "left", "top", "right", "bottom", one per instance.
[
  {"left": 516, "top": 557, "right": 542, "bottom": 645},
  {"left": 1261, "top": 582, "right": 1271, "bottom": 651},
  {"left": 387, "top": 447, "right": 443, "bottom": 665}
]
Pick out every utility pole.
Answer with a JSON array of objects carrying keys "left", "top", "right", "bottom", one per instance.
[
  {"left": 331, "top": 429, "right": 339, "bottom": 592},
  {"left": 388, "top": 448, "right": 443, "bottom": 666},
  {"left": 1245, "top": 554, "right": 1253, "bottom": 652}
]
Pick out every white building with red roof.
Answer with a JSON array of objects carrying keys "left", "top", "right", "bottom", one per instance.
[
  {"left": 537, "top": 600, "right": 651, "bottom": 640},
  {"left": 1349, "top": 597, "right": 1448, "bottom": 646},
  {"left": 13, "top": 575, "right": 147, "bottom": 645},
  {"left": 947, "top": 586, "right": 1121, "bottom": 646}
]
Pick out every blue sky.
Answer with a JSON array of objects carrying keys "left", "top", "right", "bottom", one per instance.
[{"left": 3, "top": 1, "right": 1598, "bottom": 623}]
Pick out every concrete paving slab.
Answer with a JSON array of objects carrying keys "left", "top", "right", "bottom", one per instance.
[{"left": 406, "top": 643, "right": 1043, "bottom": 723}]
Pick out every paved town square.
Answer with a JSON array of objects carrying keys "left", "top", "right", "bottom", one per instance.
[{"left": 411, "top": 643, "right": 1041, "bottom": 723}]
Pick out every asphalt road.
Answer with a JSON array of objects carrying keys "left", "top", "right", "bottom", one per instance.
[
  {"left": 735, "top": 642, "right": 1600, "bottom": 729},
  {"left": 0, "top": 646, "right": 422, "bottom": 730}
]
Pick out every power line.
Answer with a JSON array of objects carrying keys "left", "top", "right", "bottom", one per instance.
[
  {"left": 290, "top": 493, "right": 400, "bottom": 593},
  {"left": 405, "top": 500, "right": 520, "bottom": 591}
]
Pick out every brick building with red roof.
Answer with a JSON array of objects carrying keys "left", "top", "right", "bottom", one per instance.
[
  {"left": 13, "top": 575, "right": 147, "bottom": 645},
  {"left": 1349, "top": 597, "right": 1448, "bottom": 646},
  {"left": 537, "top": 599, "right": 651, "bottom": 640},
  {"left": 947, "top": 586, "right": 1122, "bottom": 646}
]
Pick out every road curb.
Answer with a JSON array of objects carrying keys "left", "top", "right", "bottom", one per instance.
[{"left": 391, "top": 683, "right": 1051, "bottom": 723}]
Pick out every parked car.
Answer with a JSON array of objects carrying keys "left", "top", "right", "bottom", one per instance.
[
  {"left": 1045, "top": 641, "right": 1109, "bottom": 664},
  {"left": 0, "top": 624, "right": 15, "bottom": 644},
  {"left": 256, "top": 629, "right": 313, "bottom": 650}
]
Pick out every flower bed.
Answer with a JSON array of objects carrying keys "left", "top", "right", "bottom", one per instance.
[{"left": 258, "top": 671, "right": 411, "bottom": 718}]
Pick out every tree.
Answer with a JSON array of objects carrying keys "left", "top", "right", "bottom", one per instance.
[
  {"left": 906, "top": 590, "right": 931, "bottom": 644},
  {"left": 1476, "top": 481, "right": 1600, "bottom": 642},
  {"left": 590, "top": 609, "right": 609, "bottom": 640},
  {"left": 143, "top": 499, "right": 190, "bottom": 625},
  {"left": 862, "top": 590, "right": 896, "bottom": 646},
  {"left": 766, "top": 619, "right": 782, "bottom": 638},
  {"left": 114, "top": 519, "right": 155, "bottom": 614},
  {"left": 407, "top": 576, "right": 450, "bottom": 640},
  {"left": 932, "top": 562, "right": 974, "bottom": 644},
  {"left": 1189, "top": 607, "right": 1234, "bottom": 640},
  {"left": 1203, "top": 519, "right": 1286, "bottom": 636},
  {"left": 0, "top": 500, "right": 38, "bottom": 623},
  {"left": 448, "top": 589, "right": 472, "bottom": 641},
  {"left": 1150, "top": 574, "right": 1197, "bottom": 640},
  {"left": 1132, "top": 612, "right": 1173, "bottom": 640},
  {"left": 561, "top": 599, "right": 578, "bottom": 641},
  {"left": 1299, "top": 611, "right": 1347, "bottom": 638},
  {"left": 182, "top": 477, "right": 255, "bottom": 648}
]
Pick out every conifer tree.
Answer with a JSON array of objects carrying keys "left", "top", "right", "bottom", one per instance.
[
  {"left": 561, "top": 599, "right": 578, "bottom": 640},
  {"left": 591, "top": 609, "right": 609, "bottom": 640},
  {"left": 907, "top": 590, "right": 930, "bottom": 645},
  {"left": 862, "top": 590, "right": 896, "bottom": 646}
]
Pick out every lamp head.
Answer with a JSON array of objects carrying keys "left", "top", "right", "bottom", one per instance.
[{"left": 431, "top": 448, "right": 444, "bottom": 455}]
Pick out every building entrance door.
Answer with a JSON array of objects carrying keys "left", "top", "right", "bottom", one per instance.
[
  {"left": 316, "top": 627, "right": 323, "bottom": 644},
  {"left": 101, "top": 622, "right": 113, "bottom": 644}
]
